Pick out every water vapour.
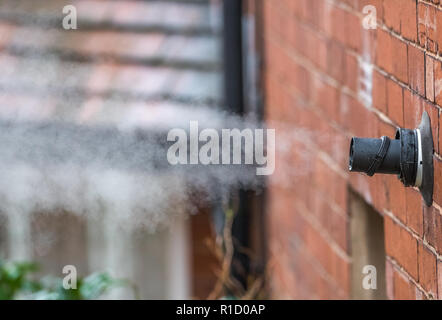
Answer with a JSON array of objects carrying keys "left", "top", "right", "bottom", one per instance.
[{"left": 0, "top": 105, "right": 269, "bottom": 231}]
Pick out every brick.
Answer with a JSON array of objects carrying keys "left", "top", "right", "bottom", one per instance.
[
  {"left": 309, "top": 32, "right": 328, "bottom": 72},
  {"left": 316, "top": 0, "right": 332, "bottom": 35},
  {"left": 292, "top": 63, "right": 312, "bottom": 102},
  {"left": 372, "top": 174, "right": 389, "bottom": 213},
  {"left": 434, "top": 159, "right": 442, "bottom": 207},
  {"left": 300, "top": 0, "right": 314, "bottom": 22},
  {"left": 340, "top": 92, "right": 360, "bottom": 133},
  {"left": 438, "top": 259, "right": 442, "bottom": 300},
  {"left": 404, "top": 90, "right": 423, "bottom": 129},
  {"left": 311, "top": 0, "right": 326, "bottom": 30},
  {"left": 327, "top": 41, "right": 345, "bottom": 84},
  {"left": 289, "top": 20, "right": 306, "bottom": 56},
  {"left": 376, "top": 29, "right": 392, "bottom": 73},
  {"left": 437, "top": 8, "right": 442, "bottom": 55},
  {"left": 385, "top": 216, "right": 400, "bottom": 254},
  {"left": 401, "top": 0, "right": 418, "bottom": 41},
  {"left": 385, "top": 217, "right": 418, "bottom": 280},
  {"left": 383, "top": 0, "right": 401, "bottom": 33},
  {"left": 387, "top": 79, "right": 404, "bottom": 126},
  {"left": 318, "top": 120, "right": 348, "bottom": 169},
  {"left": 330, "top": 5, "right": 346, "bottom": 45},
  {"left": 345, "top": 11, "right": 361, "bottom": 52},
  {"left": 423, "top": 204, "right": 442, "bottom": 254},
  {"left": 406, "top": 188, "right": 423, "bottom": 236},
  {"left": 393, "top": 269, "right": 416, "bottom": 300},
  {"left": 382, "top": 0, "right": 418, "bottom": 41},
  {"left": 310, "top": 76, "right": 339, "bottom": 123},
  {"left": 345, "top": 52, "right": 358, "bottom": 93},
  {"left": 387, "top": 176, "right": 407, "bottom": 223},
  {"left": 418, "top": 3, "right": 437, "bottom": 53},
  {"left": 310, "top": 193, "right": 348, "bottom": 252},
  {"left": 314, "top": 157, "right": 347, "bottom": 212},
  {"left": 408, "top": 45, "right": 425, "bottom": 96},
  {"left": 386, "top": 259, "right": 395, "bottom": 300},
  {"left": 435, "top": 60, "right": 442, "bottom": 107},
  {"left": 378, "top": 119, "right": 397, "bottom": 137},
  {"left": 392, "top": 36, "right": 409, "bottom": 84},
  {"left": 376, "top": 31, "right": 408, "bottom": 83},
  {"left": 418, "top": 244, "right": 438, "bottom": 297},
  {"left": 372, "top": 70, "right": 387, "bottom": 113},
  {"left": 426, "top": 55, "right": 435, "bottom": 102}
]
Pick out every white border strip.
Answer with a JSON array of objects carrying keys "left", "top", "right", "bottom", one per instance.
[{"left": 415, "top": 129, "right": 423, "bottom": 187}]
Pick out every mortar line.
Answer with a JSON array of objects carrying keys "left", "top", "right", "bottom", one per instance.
[
  {"left": 387, "top": 256, "right": 434, "bottom": 300},
  {"left": 384, "top": 209, "right": 442, "bottom": 261}
]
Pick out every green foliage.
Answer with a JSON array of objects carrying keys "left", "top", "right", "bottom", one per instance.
[
  {"left": 0, "top": 260, "right": 131, "bottom": 300},
  {"left": 0, "top": 260, "right": 40, "bottom": 300}
]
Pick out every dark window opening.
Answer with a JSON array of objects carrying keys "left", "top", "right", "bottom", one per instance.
[{"left": 349, "top": 190, "right": 387, "bottom": 300}]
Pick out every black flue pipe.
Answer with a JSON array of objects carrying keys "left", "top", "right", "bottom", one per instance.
[
  {"left": 349, "top": 137, "right": 401, "bottom": 175},
  {"left": 349, "top": 111, "right": 435, "bottom": 207},
  {"left": 349, "top": 128, "right": 419, "bottom": 187}
]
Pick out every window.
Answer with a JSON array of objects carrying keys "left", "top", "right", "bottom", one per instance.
[{"left": 350, "top": 190, "right": 387, "bottom": 300}]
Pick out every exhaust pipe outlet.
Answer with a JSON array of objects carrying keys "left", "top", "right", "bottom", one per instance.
[{"left": 349, "top": 112, "right": 434, "bottom": 207}]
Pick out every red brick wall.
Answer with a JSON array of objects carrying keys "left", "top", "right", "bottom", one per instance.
[{"left": 262, "top": 0, "right": 441, "bottom": 299}]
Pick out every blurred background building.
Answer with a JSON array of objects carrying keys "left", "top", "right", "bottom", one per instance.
[
  {"left": 0, "top": 0, "right": 441, "bottom": 300},
  {"left": 0, "top": 0, "right": 227, "bottom": 299}
]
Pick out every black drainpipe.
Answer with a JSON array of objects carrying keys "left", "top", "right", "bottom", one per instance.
[
  {"left": 222, "top": 0, "right": 250, "bottom": 292},
  {"left": 223, "top": 0, "right": 244, "bottom": 114}
]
